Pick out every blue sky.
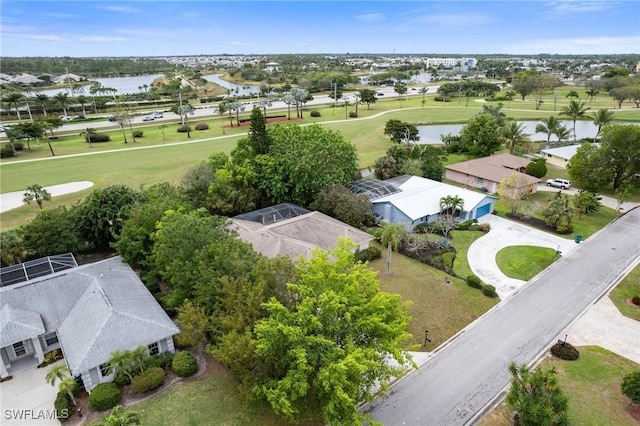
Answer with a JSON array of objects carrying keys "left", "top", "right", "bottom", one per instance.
[{"left": 1, "top": 1, "right": 639, "bottom": 57}]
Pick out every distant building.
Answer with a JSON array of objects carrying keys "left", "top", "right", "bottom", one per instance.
[
  {"left": 539, "top": 144, "right": 598, "bottom": 169},
  {"left": 264, "top": 62, "right": 279, "bottom": 73}
]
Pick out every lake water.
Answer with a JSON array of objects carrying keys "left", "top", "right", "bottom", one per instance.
[
  {"left": 417, "top": 120, "right": 605, "bottom": 144},
  {"left": 202, "top": 74, "right": 260, "bottom": 97},
  {"left": 37, "top": 74, "right": 165, "bottom": 97}
]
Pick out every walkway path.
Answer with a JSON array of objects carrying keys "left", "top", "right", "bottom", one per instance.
[{"left": 0, "top": 181, "right": 94, "bottom": 213}]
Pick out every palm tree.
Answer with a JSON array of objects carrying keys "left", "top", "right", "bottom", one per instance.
[
  {"left": 439, "top": 195, "right": 465, "bottom": 217},
  {"left": 535, "top": 116, "right": 561, "bottom": 146},
  {"left": 375, "top": 221, "right": 407, "bottom": 275},
  {"left": 46, "top": 363, "right": 71, "bottom": 387},
  {"left": 23, "top": 184, "right": 52, "bottom": 209},
  {"left": 217, "top": 103, "right": 227, "bottom": 134},
  {"left": 553, "top": 125, "right": 572, "bottom": 145},
  {"left": 106, "top": 350, "right": 135, "bottom": 381},
  {"left": 94, "top": 406, "right": 141, "bottom": 426},
  {"left": 59, "top": 376, "right": 78, "bottom": 406},
  {"left": 499, "top": 121, "right": 531, "bottom": 154},
  {"left": 176, "top": 104, "right": 194, "bottom": 137},
  {"left": 283, "top": 94, "right": 295, "bottom": 120},
  {"left": 585, "top": 88, "right": 599, "bottom": 103},
  {"left": 592, "top": 108, "right": 615, "bottom": 140},
  {"left": 419, "top": 87, "right": 428, "bottom": 106},
  {"left": 565, "top": 90, "right": 579, "bottom": 100},
  {"left": 158, "top": 123, "right": 168, "bottom": 140},
  {"left": 76, "top": 95, "right": 89, "bottom": 117},
  {"left": 131, "top": 346, "right": 150, "bottom": 374},
  {"left": 560, "top": 100, "right": 590, "bottom": 143},
  {"left": 3, "top": 92, "right": 24, "bottom": 120},
  {"left": 81, "top": 127, "right": 98, "bottom": 148},
  {"left": 35, "top": 93, "right": 50, "bottom": 116},
  {"left": 53, "top": 92, "right": 70, "bottom": 117}
]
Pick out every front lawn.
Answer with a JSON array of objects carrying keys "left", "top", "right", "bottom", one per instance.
[
  {"left": 496, "top": 245, "right": 560, "bottom": 281},
  {"left": 480, "top": 346, "right": 640, "bottom": 426},
  {"left": 610, "top": 263, "right": 640, "bottom": 321},
  {"left": 369, "top": 231, "right": 497, "bottom": 350}
]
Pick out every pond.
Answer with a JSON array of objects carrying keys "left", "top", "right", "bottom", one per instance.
[
  {"left": 202, "top": 74, "right": 260, "bottom": 97},
  {"left": 417, "top": 120, "right": 606, "bottom": 144},
  {"left": 37, "top": 74, "right": 165, "bottom": 97}
]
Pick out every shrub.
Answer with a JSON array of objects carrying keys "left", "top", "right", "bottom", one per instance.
[
  {"left": 467, "top": 274, "right": 482, "bottom": 289},
  {"left": 172, "top": 350, "right": 198, "bottom": 377},
  {"left": 54, "top": 391, "right": 71, "bottom": 422},
  {"left": 441, "top": 252, "right": 456, "bottom": 269},
  {"left": 621, "top": 371, "right": 640, "bottom": 404},
  {"left": 413, "top": 223, "right": 428, "bottom": 234},
  {"left": 86, "top": 133, "right": 110, "bottom": 143},
  {"left": 132, "top": 130, "right": 144, "bottom": 138},
  {"left": 310, "top": 111, "right": 321, "bottom": 117},
  {"left": 457, "top": 220, "right": 474, "bottom": 231},
  {"left": 477, "top": 223, "right": 491, "bottom": 233},
  {"left": 349, "top": 111, "right": 358, "bottom": 118},
  {"left": 113, "top": 371, "right": 131, "bottom": 386},
  {"left": 157, "top": 351, "right": 175, "bottom": 368},
  {"left": 195, "top": 123, "right": 209, "bottom": 130},
  {"left": 632, "top": 296, "right": 640, "bottom": 306},
  {"left": 482, "top": 284, "right": 498, "bottom": 298},
  {"left": 131, "top": 367, "right": 165, "bottom": 393},
  {"left": 89, "top": 382, "right": 121, "bottom": 411},
  {"left": 13, "top": 142, "right": 24, "bottom": 151},
  {"left": 0, "top": 147, "right": 15, "bottom": 158},
  {"left": 354, "top": 247, "right": 382, "bottom": 263},
  {"left": 434, "top": 96, "right": 452, "bottom": 102},
  {"left": 177, "top": 125, "right": 191, "bottom": 133},
  {"left": 550, "top": 341, "right": 580, "bottom": 360},
  {"left": 525, "top": 159, "right": 547, "bottom": 178},
  {"left": 556, "top": 224, "right": 573, "bottom": 234}
]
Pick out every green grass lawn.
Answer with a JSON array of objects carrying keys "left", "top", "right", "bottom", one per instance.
[
  {"left": 492, "top": 191, "right": 620, "bottom": 240},
  {"left": 610, "top": 263, "right": 640, "bottom": 321},
  {"left": 481, "top": 346, "right": 640, "bottom": 426},
  {"left": 496, "top": 245, "right": 560, "bottom": 281},
  {"left": 369, "top": 232, "right": 497, "bottom": 350},
  {"left": 89, "top": 356, "right": 321, "bottom": 426}
]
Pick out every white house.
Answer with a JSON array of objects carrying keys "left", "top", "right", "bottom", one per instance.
[
  {"left": 539, "top": 144, "right": 598, "bottom": 169},
  {"left": 0, "top": 255, "right": 178, "bottom": 391}
]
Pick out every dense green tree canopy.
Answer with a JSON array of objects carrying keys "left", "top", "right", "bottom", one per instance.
[
  {"left": 252, "top": 239, "right": 412, "bottom": 425},
  {"left": 460, "top": 113, "right": 501, "bottom": 157}
]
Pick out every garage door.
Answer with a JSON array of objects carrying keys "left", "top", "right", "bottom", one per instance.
[{"left": 475, "top": 203, "right": 492, "bottom": 218}]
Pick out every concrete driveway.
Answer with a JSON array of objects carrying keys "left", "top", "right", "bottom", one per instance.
[
  {"left": 468, "top": 214, "right": 578, "bottom": 299},
  {"left": 0, "top": 362, "right": 60, "bottom": 426}
]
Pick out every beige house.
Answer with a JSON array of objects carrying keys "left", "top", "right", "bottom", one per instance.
[
  {"left": 445, "top": 153, "right": 540, "bottom": 194},
  {"left": 539, "top": 145, "right": 592, "bottom": 169},
  {"left": 231, "top": 206, "right": 373, "bottom": 260}
]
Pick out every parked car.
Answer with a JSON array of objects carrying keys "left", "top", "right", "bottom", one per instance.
[
  {"left": 546, "top": 178, "right": 571, "bottom": 189},
  {"left": 59, "top": 115, "right": 71, "bottom": 122},
  {"left": 142, "top": 116, "right": 155, "bottom": 121},
  {"left": 74, "top": 114, "right": 86, "bottom": 120},
  {"left": 153, "top": 111, "right": 164, "bottom": 118},
  {"left": 107, "top": 115, "right": 117, "bottom": 122},
  {"left": 376, "top": 92, "right": 385, "bottom": 97}
]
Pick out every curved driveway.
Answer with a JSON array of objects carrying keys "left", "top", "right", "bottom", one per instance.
[{"left": 365, "top": 207, "right": 640, "bottom": 425}]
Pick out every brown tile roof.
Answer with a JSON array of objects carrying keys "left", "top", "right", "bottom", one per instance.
[{"left": 445, "top": 154, "right": 540, "bottom": 185}]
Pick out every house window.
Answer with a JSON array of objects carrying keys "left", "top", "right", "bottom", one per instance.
[
  {"left": 99, "top": 363, "right": 110, "bottom": 377},
  {"left": 13, "top": 341, "right": 26, "bottom": 357},
  {"left": 148, "top": 342, "right": 159, "bottom": 356},
  {"left": 476, "top": 177, "right": 484, "bottom": 185},
  {"left": 45, "top": 332, "right": 59, "bottom": 346}
]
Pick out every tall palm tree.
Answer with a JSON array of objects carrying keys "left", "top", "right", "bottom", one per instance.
[
  {"left": 282, "top": 94, "right": 295, "bottom": 120},
  {"left": 553, "top": 125, "right": 572, "bottom": 145},
  {"left": 3, "top": 92, "right": 24, "bottom": 120},
  {"left": 35, "top": 93, "right": 50, "bottom": 116},
  {"left": 560, "top": 100, "right": 590, "bottom": 143},
  {"left": 53, "top": 92, "right": 70, "bottom": 116},
  {"left": 23, "top": 184, "right": 51, "bottom": 209},
  {"left": 46, "top": 363, "right": 71, "bottom": 387},
  {"left": 585, "top": 88, "right": 599, "bottom": 103},
  {"left": 439, "top": 195, "right": 465, "bottom": 217},
  {"left": 535, "top": 116, "right": 561, "bottom": 146},
  {"left": 58, "top": 376, "right": 78, "bottom": 406},
  {"left": 419, "top": 87, "right": 428, "bottom": 106},
  {"left": 106, "top": 350, "right": 135, "bottom": 381},
  {"left": 592, "top": 108, "right": 615, "bottom": 140},
  {"left": 375, "top": 221, "right": 407, "bottom": 275},
  {"left": 217, "top": 102, "right": 227, "bottom": 134},
  {"left": 499, "top": 121, "right": 531, "bottom": 154},
  {"left": 76, "top": 95, "right": 89, "bottom": 117}
]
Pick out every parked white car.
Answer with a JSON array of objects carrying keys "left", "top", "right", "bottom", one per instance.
[{"left": 546, "top": 178, "right": 572, "bottom": 189}]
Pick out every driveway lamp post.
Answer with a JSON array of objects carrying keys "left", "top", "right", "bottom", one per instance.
[{"left": 424, "top": 330, "right": 432, "bottom": 346}]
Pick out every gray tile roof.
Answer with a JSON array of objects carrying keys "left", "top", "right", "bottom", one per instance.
[
  {"left": 0, "top": 304, "right": 45, "bottom": 347},
  {"left": 232, "top": 211, "right": 374, "bottom": 260},
  {"left": 0, "top": 257, "right": 179, "bottom": 375}
]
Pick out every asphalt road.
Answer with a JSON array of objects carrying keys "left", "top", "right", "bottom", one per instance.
[{"left": 364, "top": 207, "right": 640, "bottom": 425}]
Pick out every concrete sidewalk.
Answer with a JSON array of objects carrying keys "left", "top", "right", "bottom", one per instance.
[{"left": 467, "top": 214, "right": 578, "bottom": 299}]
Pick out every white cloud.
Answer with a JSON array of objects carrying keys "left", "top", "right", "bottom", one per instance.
[
  {"left": 501, "top": 35, "right": 640, "bottom": 54},
  {"left": 79, "top": 36, "right": 126, "bottom": 43},
  {"left": 355, "top": 13, "right": 384, "bottom": 22},
  {"left": 229, "top": 41, "right": 243, "bottom": 45},
  {"left": 100, "top": 5, "right": 139, "bottom": 13},
  {"left": 33, "top": 34, "right": 66, "bottom": 41},
  {"left": 45, "top": 12, "right": 82, "bottom": 19},
  {"left": 545, "top": 1, "right": 616, "bottom": 14},
  {"left": 411, "top": 13, "right": 496, "bottom": 26}
]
